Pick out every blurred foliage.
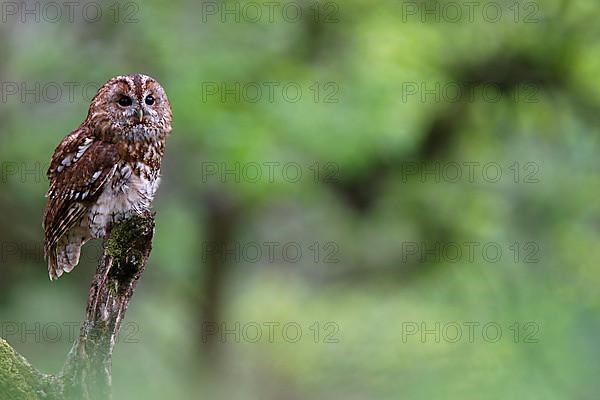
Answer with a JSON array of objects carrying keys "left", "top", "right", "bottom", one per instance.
[{"left": 0, "top": 0, "right": 599, "bottom": 399}]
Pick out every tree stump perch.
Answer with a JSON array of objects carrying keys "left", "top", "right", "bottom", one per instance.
[{"left": 0, "top": 214, "right": 155, "bottom": 400}]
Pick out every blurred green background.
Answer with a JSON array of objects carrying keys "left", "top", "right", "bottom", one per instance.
[{"left": 1, "top": 0, "right": 599, "bottom": 398}]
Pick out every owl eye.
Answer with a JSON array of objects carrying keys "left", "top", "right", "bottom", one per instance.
[
  {"left": 145, "top": 95, "right": 155, "bottom": 106},
  {"left": 117, "top": 96, "right": 133, "bottom": 107}
]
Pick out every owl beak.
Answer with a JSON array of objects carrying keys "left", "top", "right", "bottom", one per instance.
[{"left": 137, "top": 109, "right": 144, "bottom": 122}]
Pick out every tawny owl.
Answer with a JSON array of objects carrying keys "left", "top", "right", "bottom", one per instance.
[{"left": 43, "top": 74, "right": 172, "bottom": 280}]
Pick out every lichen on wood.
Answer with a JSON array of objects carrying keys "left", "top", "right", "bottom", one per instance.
[
  {"left": 0, "top": 338, "right": 60, "bottom": 400},
  {"left": 0, "top": 214, "right": 155, "bottom": 400}
]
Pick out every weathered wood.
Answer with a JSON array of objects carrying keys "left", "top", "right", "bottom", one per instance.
[{"left": 0, "top": 214, "right": 155, "bottom": 400}]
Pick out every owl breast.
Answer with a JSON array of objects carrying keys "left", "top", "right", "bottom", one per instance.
[{"left": 87, "top": 161, "right": 160, "bottom": 238}]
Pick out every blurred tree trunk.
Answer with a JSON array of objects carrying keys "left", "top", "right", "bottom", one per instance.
[
  {"left": 199, "top": 191, "right": 240, "bottom": 359},
  {"left": 0, "top": 215, "right": 155, "bottom": 400}
]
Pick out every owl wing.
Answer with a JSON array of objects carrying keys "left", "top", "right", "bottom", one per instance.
[{"left": 43, "top": 128, "right": 119, "bottom": 257}]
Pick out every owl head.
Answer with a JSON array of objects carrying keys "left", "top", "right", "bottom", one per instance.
[{"left": 86, "top": 74, "right": 173, "bottom": 142}]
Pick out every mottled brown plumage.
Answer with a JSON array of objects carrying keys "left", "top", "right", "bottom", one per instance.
[{"left": 43, "top": 74, "right": 172, "bottom": 280}]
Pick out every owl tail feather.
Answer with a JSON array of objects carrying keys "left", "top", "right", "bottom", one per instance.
[
  {"left": 47, "top": 240, "right": 83, "bottom": 280},
  {"left": 46, "top": 247, "right": 62, "bottom": 281}
]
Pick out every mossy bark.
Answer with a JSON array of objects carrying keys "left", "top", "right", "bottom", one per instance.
[
  {"left": 0, "top": 338, "right": 61, "bottom": 400},
  {"left": 0, "top": 215, "right": 155, "bottom": 400}
]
